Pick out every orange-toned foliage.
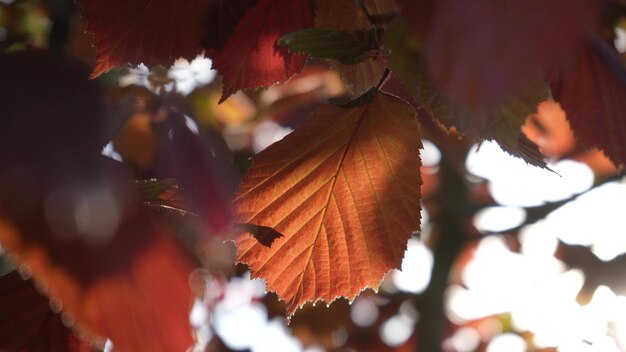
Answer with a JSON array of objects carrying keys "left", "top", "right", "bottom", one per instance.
[{"left": 233, "top": 92, "right": 422, "bottom": 314}]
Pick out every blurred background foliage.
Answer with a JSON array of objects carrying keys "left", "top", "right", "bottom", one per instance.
[{"left": 2, "top": 0, "right": 626, "bottom": 351}]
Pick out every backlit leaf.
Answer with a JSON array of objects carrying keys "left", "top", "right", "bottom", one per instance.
[
  {"left": 80, "top": 0, "right": 210, "bottom": 77},
  {"left": 233, "top": 91, "right": 422, "bottom": 315},
  {"left": 0, "top": 272, "right": 93, "bottom": 351},
  {"left": 213, "top": 0, "right": 314, "bottom": 102},
  {"left": 550, "top": 37, "right": 626, "bottom": 167},
  {"left": 152, "top": 111, "right": 234, "bottom": 235},
  {"left": 385, "top": 18, "right": 548, "bottom": 168}
]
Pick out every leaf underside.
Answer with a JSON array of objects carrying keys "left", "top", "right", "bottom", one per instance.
[
  {"left": 233, "top": 91, "right": 422, "bottom": 315},
  {"left": 551, "top": 37, "right": 626, "bottom": 167}
]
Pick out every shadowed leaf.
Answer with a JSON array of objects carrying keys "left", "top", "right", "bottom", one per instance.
[
  {"left": 314, "top": 0, "right": 396, "bottom": 98},
  {"left": 0, "top": 271, "right": 93, "bottom": 352},
  {"left": 80, "top": 0, "right": 210, "bottom": 77},
  {"left": 279, "top": 28, "right": 375, "bottom": 65},
  {"left": 0, "top": 51, "right": 196, "bottom": 352},
  {"left": 233, "top": 91, "right": 422, "bottom": 315},
  {"left": 385, "top": 18, "right": 549, "bottom": 168},
  {"left": 397, "top": 0, "right": 601, "bottom": 107},
  {"left": 551, "top": 37, "right": 626, "bottom": 167},
  {"left": 202, "top": 0, "right": 257, "bottom": 52},
  {"left": 213, "top": 0, "right": 314, "bottom": 102}
]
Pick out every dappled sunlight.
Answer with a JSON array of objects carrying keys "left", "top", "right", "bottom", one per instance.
[
  {"left": 448, "top": 229, "right": 626, "bottom": 350},
  {"left": 524, "top": 179, "right": 626, "bottom": 261},
  {"left": 486, "top": 333, "right": 526, "bottom": 352},
  {"left": 473, "top": 206, "right": 526, "bottom": 233},
  {"left": 210, "top": 273, "right": 304, "bottom": 352},
  {"left": 466, "top": 141, "right": 594, "bottom": 206},
  {"left": 392, "top": 238, "right": 433, "bottom": 294},
  {"left": 379, "top": 303, "right": 417, "bottom": 347}
]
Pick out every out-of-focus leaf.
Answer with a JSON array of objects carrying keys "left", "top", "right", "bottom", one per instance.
[
  {"left": 79, "top": 0, "right": 210, "bottom": 77},
  {"left": 0, "top": 203, "right": 197, "bottom": 352},
  {"left": 153, "top": 111, "right": 234, "bottom": 235},
  {"left": 0, "top": 50, "right": 196, "bottom": 352},
  {"left": 279, "top": 28, "right": 374, "bottom": 65},
  {"left": 233, "top": 91, "right": 422, "bottom": 315},
  {"left": 385, "top": 18, "right": 549, "bottom": 168},
  {"left": 212, "top": 0, "right": 313, "bottom": 102},
  {"left": 113, "top": 113, "right": 158, "bottom": 172},
  {"left": 550, "top": 37, "right": 626, "bottom": 167},
  {"left": 0, "top": 271, "right": 93, "bottom": 352},
  {"left": 397, "top": 0, "right": 602, "bottom": 107}
]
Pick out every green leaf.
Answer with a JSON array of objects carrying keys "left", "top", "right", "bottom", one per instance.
[
  {"left": 278, "top": 28, "right": 375, "bottom": 65},
  {"left": 385, "top": 17, "right": 549, "bottom": 168}
]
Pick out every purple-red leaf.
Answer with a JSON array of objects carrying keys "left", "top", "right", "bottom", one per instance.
[
  {"left": 213, "top": 0, "right": 313, "bottom": 102},
  {"left": 202, "top": 0, "right": 257, "bottom": 52},
  {"left": 80, "top": 0, "right": 210, "bottom": 77},
  {"left": 550, "top": 38, "right": 626, "bottom": 167},
  {"left": 0, "top": 272, "right": 93, "bottom": 352},
  {"left": 398, "top": 0, "right": 601, "bottom": 106}
]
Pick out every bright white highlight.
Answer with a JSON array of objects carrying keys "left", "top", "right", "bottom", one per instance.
[
  {"left": 486, "top": 333, "right": 526, "bottom": 352},
  {"left": 522, "top": 180, "right": 626, "bottom": 261},
  {"left": 466, "top": 141, "right": 593, "bottom": 207},
  {"left": 380, "top": 314, "right": 414, "bottom": 347},
  {"left": 213, "top": 273, "right": 304, "bottom": 352},
  {"left": 473, "top": 206, "right": 526, "bottom": 233},
  {"left": 392, "top": 238, "right": 433, "bottom": 294},
  {"left": 350, "top": 297, "right": 379, "bottom": 327},
  {"left": 420, "top": 139, "right": 442, "bottom": 168}
]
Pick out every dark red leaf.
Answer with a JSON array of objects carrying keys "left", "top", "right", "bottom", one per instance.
[
  {"left": 202, "top": 0, "right": 257, "bottom": 53},
  {"left": 80, "top": 0, "right": 211, "bottom": 77},
  {"left": 550, "top": 37, "right": 626, "bottom": 167},
  {"left": 212, "top": 0, "right": 314, "bottom": 102},
  {"left": 153, "top": 111, "right": 234, "bottom": 235},
  {"left": 0, "top": 271, "right": 93, "bottom": 352},
  {"left": 398, "top": 0, "right": 602, "bottom": 106}
]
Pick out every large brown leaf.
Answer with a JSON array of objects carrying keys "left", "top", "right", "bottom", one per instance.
[
  {"left": 80, "top": 0, "right": 210, "bottom": 77},
  {"left": 550, "top": 38, "right": 626, "bottom": 167},
  {"left": 233, "top": 91, "right": 422, "bottom": 315},
  {"left": 213, "top": 0, "right": 313, "bottom": 102},
  {"left": 0, "top": 272, "right": 93, "bottom": 352}
]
